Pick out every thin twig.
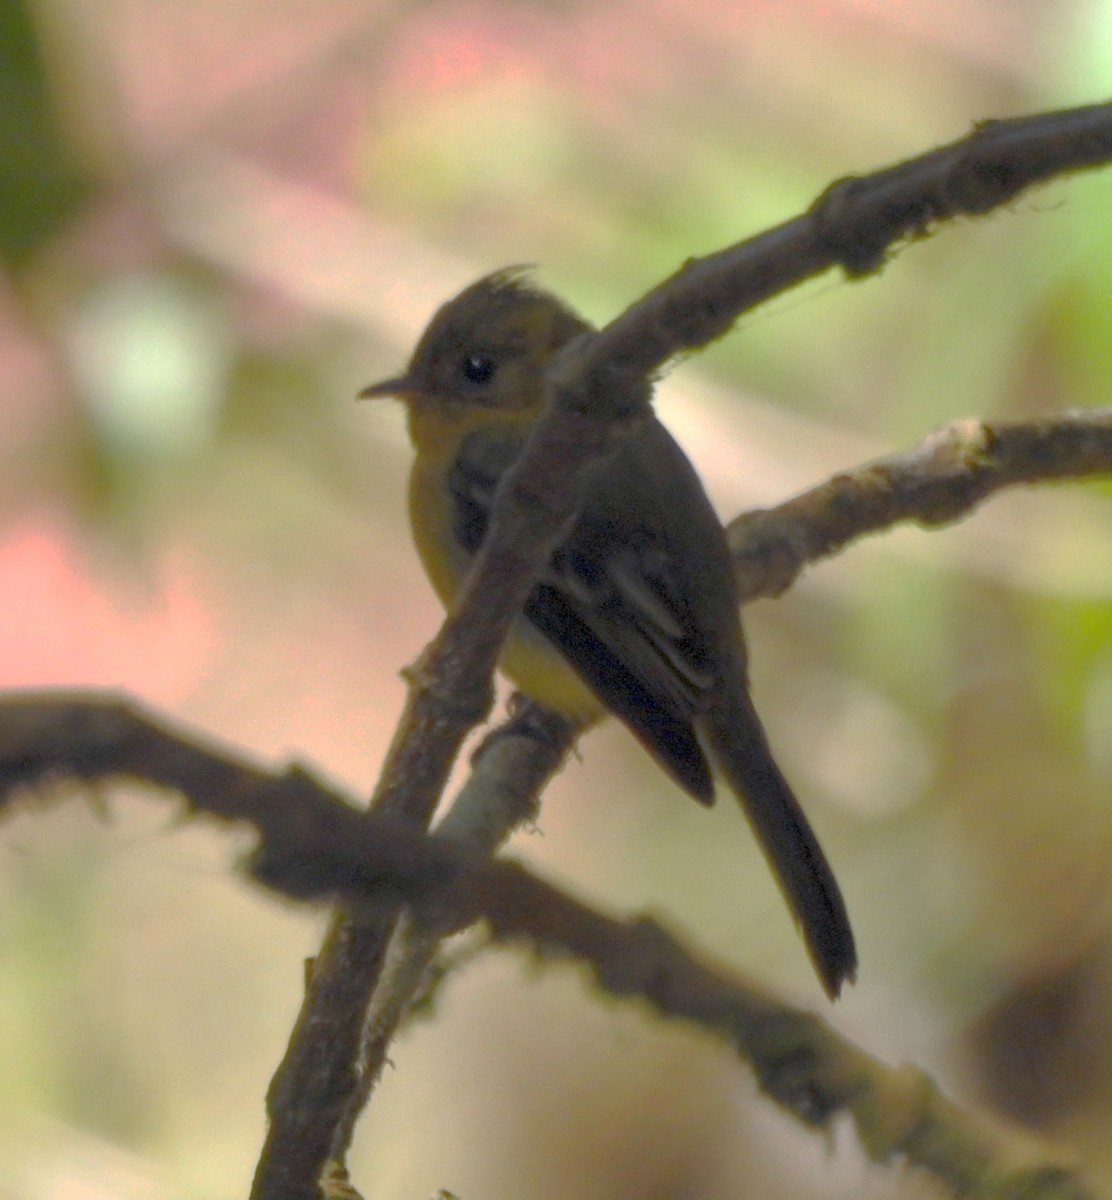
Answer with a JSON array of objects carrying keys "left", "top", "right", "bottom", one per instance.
[
  {"left": 328, "top": 702, "right": 576, "bottom": 1163},
  {"left": 727, "top": 410, "right": 1112, "bottom": 601}
]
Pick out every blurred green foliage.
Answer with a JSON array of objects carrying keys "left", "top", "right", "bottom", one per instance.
[{"left": 0, "top": 0, "right": 90, "bottom": 270}]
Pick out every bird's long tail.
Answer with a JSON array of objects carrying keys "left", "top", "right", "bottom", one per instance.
[{"left": 701, "top": 683, "right": 857, "bottom": 999}]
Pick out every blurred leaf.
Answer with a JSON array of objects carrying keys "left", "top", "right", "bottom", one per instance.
[{"left": 0, "top": 0, "right": 92, "bottom": 270}]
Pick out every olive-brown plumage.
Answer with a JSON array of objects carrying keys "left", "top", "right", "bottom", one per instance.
[{"left": 362, "top": 270, "right": 857, "bottom": 997}]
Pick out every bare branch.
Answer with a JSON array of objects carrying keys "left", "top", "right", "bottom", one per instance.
[
  {"left": 327, "top": 701, "right": 576, "bottom": 1164},
  {"left": 556, "top": 102, "right": 1112, "bottom": 385},
  {"left": 728, "top": 410, "right": 1112, "bottom": 601},
  {"left": 0, "top": 690, "right": 1098, "bottom": 1200}
]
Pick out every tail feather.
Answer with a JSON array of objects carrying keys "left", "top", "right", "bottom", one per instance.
[{"left": 700, "top": 687, "right": 857, "bottom": 999}]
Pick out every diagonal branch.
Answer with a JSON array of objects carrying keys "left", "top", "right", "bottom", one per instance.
[
  {"left": 552, "top": 102, "right": 1112, "bottom": 385},
  {"left": 256, "top": 101, "right": 1112, "bottom": 1197},
  {"left": 727, "top": 410, "right": 1112, "bottom": 601},
  {"left": 0, "top": 691, "right": 1098, "bottom": 1200}
]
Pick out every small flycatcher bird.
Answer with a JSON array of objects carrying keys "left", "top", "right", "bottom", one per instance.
[{"left": 361, "top": 269, "right": 856, "bottom": 997}]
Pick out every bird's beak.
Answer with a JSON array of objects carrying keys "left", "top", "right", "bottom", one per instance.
[{"left": 357, "top": 375, "right": 414, "bottom": 400}]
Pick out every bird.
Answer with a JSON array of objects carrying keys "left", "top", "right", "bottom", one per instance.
[{"left": 360, "top": 269, "right": 856, "bottom": 997}]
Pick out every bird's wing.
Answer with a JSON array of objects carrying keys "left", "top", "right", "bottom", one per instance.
[
  {"left": 449, "top": 425, "right": 722, "bottom": 801},
  {"left": 450, "top": 423, "right": 857, "bottom": 995}
]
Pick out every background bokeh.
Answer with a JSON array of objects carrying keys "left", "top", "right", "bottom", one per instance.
[{"left": 2, "top": 1, "right": 1112, "bottom": 1197}]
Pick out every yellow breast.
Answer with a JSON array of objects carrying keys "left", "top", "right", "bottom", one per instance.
[{"left": 406, "top": 429, "right": 603, "bottom": 727}]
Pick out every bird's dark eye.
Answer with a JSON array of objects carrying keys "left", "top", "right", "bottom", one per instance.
[{"left": 462, "top": 354, "right": 496, "bottom": 385}]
